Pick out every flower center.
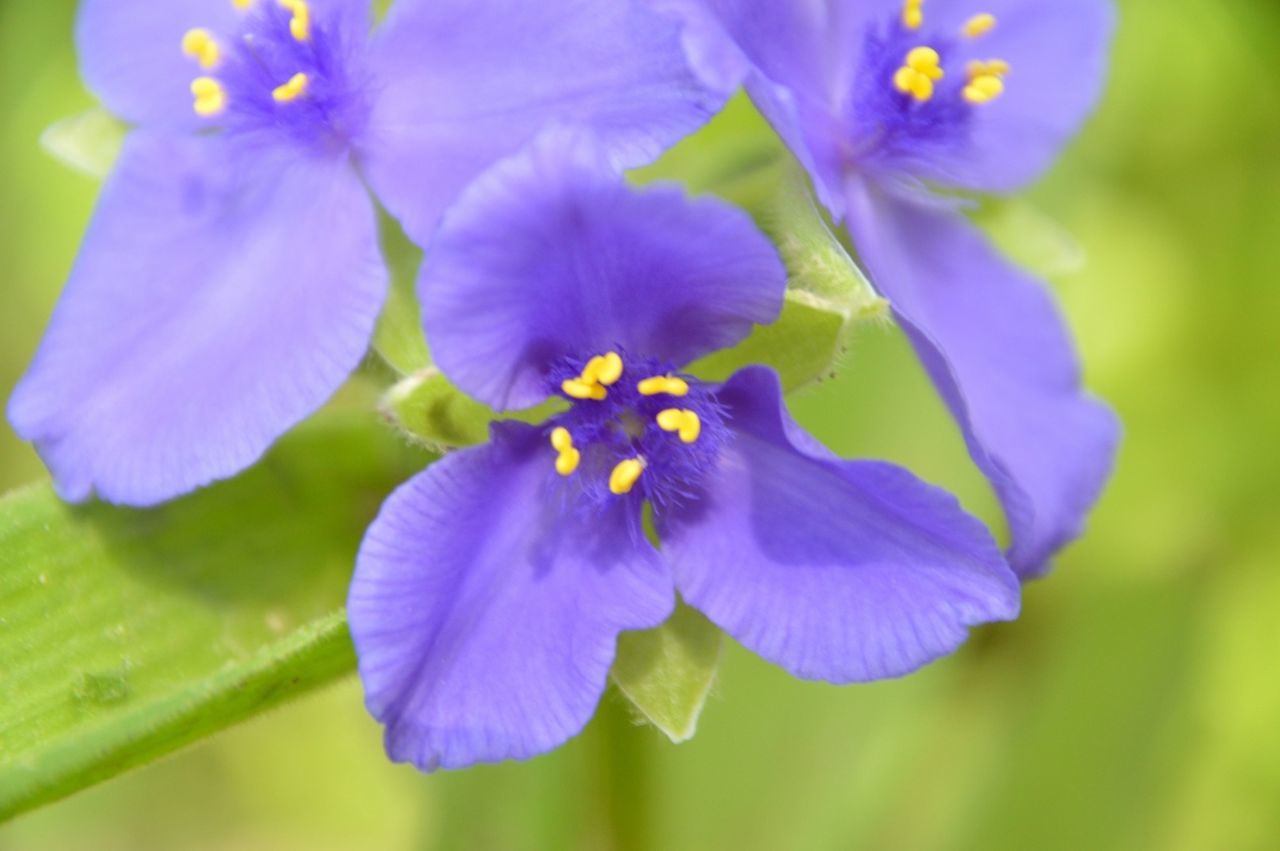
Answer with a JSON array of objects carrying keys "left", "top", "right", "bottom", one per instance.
[
  {"left": 180, "top": 0, "right": 367, "bottom": 150},
  {"left": 847, "top": 2, "right": 1011, "bottom": 169},
  {"left": 543, "top": 352, "right": 725, "bottom": 509}
]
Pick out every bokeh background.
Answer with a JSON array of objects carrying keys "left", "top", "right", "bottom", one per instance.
[{"left": 2, "top": 0, "right": 1277, "bottom": 848}]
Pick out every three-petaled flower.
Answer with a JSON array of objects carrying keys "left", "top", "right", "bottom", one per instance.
[
  {"left": 654, "top": 0, "right": 1121, "bottom": 576},
  {"left": 348, "top": 131, "right": 1020, "bottom": 771},
  {"left": 10, "top": 0, "right": 717, "bottom": 505}
]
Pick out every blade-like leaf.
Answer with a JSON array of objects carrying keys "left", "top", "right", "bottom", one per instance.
[
  {"left": 0, "top": 415, "right": 428, "bottom": 820},
  {"left": 39, "top": 108, "right": 125, "bottom": 180},
  {"left": 611, "top": 603, "right": 723, "bottom": 743},
  {"left": 971, "top": 196, "right": 1086, "bottom": 278}
]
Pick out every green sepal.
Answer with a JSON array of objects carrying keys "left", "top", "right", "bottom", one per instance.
[
  {"left": 611, "top": 603, "right": 723, "bottom": 744},
  {"left": 39, "top": 108, "right": 126, "bottom": 180}
]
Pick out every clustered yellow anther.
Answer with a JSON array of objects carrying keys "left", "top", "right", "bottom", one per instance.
[
  {"left": 656, "top": 409, "right": 702, "bottom": 445},
  {"left": 963, "top": 13, "right": 997, "bottom": 38},
  {"left": 182, "top": 28, "right": 221, "bottom": 70},
  {"left": 902, "top": 0, "right": 925, "bottom": 30},
  {"left": 549, "top": 427, "right": 581, "bottom": 477},
  {"left": 272, "top": 72, "right": 310, "bottom": 103},
  {"left": 964, "top": 59, "right": 1009, "bottom": 104},
  {"left": 637, "top": 375, "right": 690, "bottom": 397},
  {"left": 561, "top": 351, "right": 622, "bottom": 401},
  {"left": 278, "top": 0, "right": 311, "bottom": 41},
  {"left": 893, "top": 46, "right": 945, "bottom": 103},
  {"left": 609, "top": 458, "right": 646, "bottom": 496},
  {"left": 190, "top": 77, "right": 227, "bottom": 117}
]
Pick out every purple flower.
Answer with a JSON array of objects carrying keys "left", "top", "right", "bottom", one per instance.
[
  {"left": 654, "top": 0, "right": 1121, "bottom": 575},
  {"left": 347, "top": 131, "right": 1020, "bottom": 771},
  {"left": 9, "top": 0, "right": 717, "bottom": 506}
]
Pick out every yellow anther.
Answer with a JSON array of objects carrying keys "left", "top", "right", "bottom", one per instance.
[
  {"left": 964, "top": 74, "right": 1005, "bottom": 104},
  {"left": 278, "top": 0, "right": 311, "bottom": 41},
  {"left": 966, "top": 59, "right": 1010, "bottom": 79},
  {"left": 609, "top": 458, "right": 645, "bottom": 496},
  {"left": 656, "top": 409, "right": 701, "bottom": 445},
  {"left": 656, "top": 409, "right": 685, "bottom": 432},
  {"left": 894, "top": 46, "right": 944, "bottom": 103},
  {"left": 555, "top": 447, "right": 581, "bottom": 477},
  {"left": 181, "top": 28, "right": 221, "bottom": 70},
  {"left": 190, "top": 76, "right": 227, "bottom": 117},
  {"left": 232, "top": 0, "right": 254, "bottom": 9},
  {"left": 963, "top": 13, "right": 997, "bottom": 38},
  {"left": 906, "top": 47, "right": 944, "bottom": 79},
  {"left": 894, "top": 67, "right": 935, "bottom": 102},
  {"left": 595, "top": 352, "right": 624, "bottom": 386},
  {"left": 637, "top": 376, "right": 690, "bottom": 397},
  {"left": 902, "top": 0, "right": 924, "bottom": 30},
  {"left": 272, "top": 72, "right": 309, "bottom": 103},
  {"left": 550, "top": 427, "right": 574, "bottom": 453},
  {"left": 562, "top": 379, "right": 607, "bottom": 401}
]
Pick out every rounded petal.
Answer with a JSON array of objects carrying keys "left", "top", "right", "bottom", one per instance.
[
  {"left": 420, "top": 129, "right": 786, "bottom": 410},
  {"left": 359, "top": 0, "right": 723, "bottom": 246},
  {"left": 658, "top": 366, "right": 1019, "bottom": 683},
  {"left": 349, "top": 424, "right": 674, "bottom": 771},
  {"left": 845, "top": 178, "right": 1120, "bottom": 576},
  {"left": 7, "top": 132, "right": 386, "bottom": 506},
  {"left": 914, "top": 0, "right": 1116, "bottom": 193}
]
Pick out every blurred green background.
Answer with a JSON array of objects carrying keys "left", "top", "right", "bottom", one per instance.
[{"left": 2, "top": 0, "right": 1277, "bottom": 848}]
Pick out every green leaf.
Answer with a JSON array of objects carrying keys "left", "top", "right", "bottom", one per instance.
[
  {"left": 371, "top": 211, "right": 431, "bottom": 376},
  {"left": 380, "top": 367, "right": 561, "bottom": 450},
  {"left": 39, "top": 109, "right": 126, "bottom": 180},
  {"left": 0, "top": 415, "right": 428, "bottom": 820},
  {"left": 611, "top": 603, "right": 723, "bottom": 743}
]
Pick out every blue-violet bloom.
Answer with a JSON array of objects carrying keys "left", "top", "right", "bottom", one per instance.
[
  {"left": 654, "top": 0, "right": 1121, "bottom": 576},
  {"left": 9, "top": 0, "right": 717, "bottom": 505},
  {"left": 348, "top": 131, "right": 1020, "bottom": 771}
]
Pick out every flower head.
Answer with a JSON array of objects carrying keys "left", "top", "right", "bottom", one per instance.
[
  {"left": 654, "top": 0, "right": 1121, "bottom": 575},
  {"left": 348, "top": 131, "right": 1019, "bottom": 771},
  {"left": 10, "top": 0, "right": 719, "bottom": 506}
]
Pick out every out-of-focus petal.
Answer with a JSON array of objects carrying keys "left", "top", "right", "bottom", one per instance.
[
  {"left": 658, "top": 366, "right": 1019, "bottom": 683},
  {"left": 908, "top": 0, "right": 1115, "bottom": 193},
  {"left": 845, "top": 178, "right": 1119, "bottom": 576},
  {"left": 349, "top": 423, "right": 674, "bottom": 771},
  {"left": 7, "top": 132, "right": 386, "bottom": 505},
  {"left": 76, "top": 0, "right": 235, "bottom": 129},
  {"left": 359, "top": 0, "right": 722, "bottom": 246},
  {"left": 420, "top": 129, "right": 786, "bottom": 410}
]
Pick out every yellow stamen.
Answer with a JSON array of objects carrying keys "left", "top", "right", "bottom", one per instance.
[
  {"left": 278, "top": 0, "right": 310, "bottom": 41},
  {"left": 550, "top": 427, "right": 573, "bottom": 453},
  {"left": 966, "top": 59, "right": 1011, "bottom": 79},
  {"left": 181, "top": 28, "right": 221, "bottom": 70},
  {"left": 902, "top": 0, "right": 924, "bottom": 30},
  {"left": 562, "top": 379, "right": 607, "bottom": 401},
  {"left": 609, "top": 458, "right": 645, "bottom": 496},
  {"left": 894, "top": 46, "right": 944, "bottom": 103},
  {"left": 906, "top": 47, "right": 944, "bottom": 79},
  {"left": 190, "top": 76, "right": 226, "bottom": 117},
  {"left": 637, "top": 376, "right": 690, "bottom": 397},
  {"left": 232, "top": 0, "right": 254, "bottom": 9},
  {"left": 594, "top": 352, "right": 624, "bottom": 386},
  {"left": 272, "top": 72, "right": 309, "bottom": 103},
  {"left": 963, "top": 74, "right": 1005, "bottom": 104},
  {"left": 657, "top": 409, "right": 702, "bottom": 445},
  {"left": 963, "top": 13, "right": 997, "bottom": 38},
  {"left": 555, "top": 448, "right": 581, "bottom": 477}
]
